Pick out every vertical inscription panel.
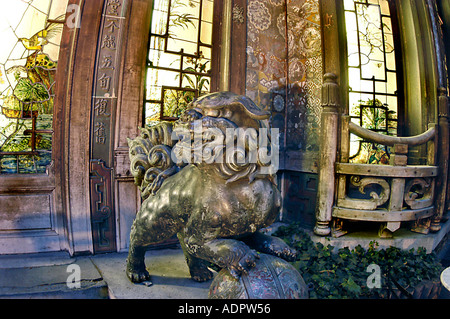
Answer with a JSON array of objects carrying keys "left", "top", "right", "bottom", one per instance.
[
  {"left": 91, "top": 0, "right": 127, "bottom": 165},
  {"left": 89, "top": 0, "right": 128, "bottom": 253}
]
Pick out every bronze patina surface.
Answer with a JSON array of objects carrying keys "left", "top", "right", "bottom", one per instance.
[{"left": 126, "top": 92, "right": 297, "bottom": 283}]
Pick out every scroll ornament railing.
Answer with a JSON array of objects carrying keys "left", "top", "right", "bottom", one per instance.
[
  {"left": 334, "top": 121, "right": 437, "bottom": 238},
  {"left": 314, "top": 74, "right": 449, "bottom": 238}
]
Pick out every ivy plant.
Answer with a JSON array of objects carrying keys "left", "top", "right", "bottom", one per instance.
[{"left": 273, "top": 223, "right": 443, "bottom": 299}]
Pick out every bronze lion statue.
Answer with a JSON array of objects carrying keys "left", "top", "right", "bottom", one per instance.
[{"left": 126, "top": 91, "right": 297, "bottom": 283}]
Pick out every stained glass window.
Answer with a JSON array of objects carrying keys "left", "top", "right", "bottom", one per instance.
[
  {"left": 0, "top": 0, "right": 68, "bottom": 174},
  {"left": 343, "top": 0, "right": 400, "bottom": 164},
  {"left": 145, "top": 0, "right": 214, "bottom": 125}
]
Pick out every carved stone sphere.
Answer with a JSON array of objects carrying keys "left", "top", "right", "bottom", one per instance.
[{"left": 208, "top": 254, "right": 309, "bottom": 299}]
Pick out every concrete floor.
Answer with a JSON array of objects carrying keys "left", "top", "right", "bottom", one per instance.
[
  {"left": 0, "top": 248, "right": 213, "bottom": 299},
  {"left": 91, "top": 248, "right": 213, "bottom": 299}
]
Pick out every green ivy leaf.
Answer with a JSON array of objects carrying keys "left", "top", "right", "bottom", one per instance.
[{"left": 341, "top": 277, "right": 362, "bottom": 296}]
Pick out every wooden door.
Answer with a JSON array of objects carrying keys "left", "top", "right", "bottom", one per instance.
[{"left": 0, "top": 1, "right": 70, "bottom": 254}]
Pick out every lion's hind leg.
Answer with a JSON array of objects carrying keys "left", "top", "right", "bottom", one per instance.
[{"left": 177, "top": 233, "right": 214, "bottom": 282}]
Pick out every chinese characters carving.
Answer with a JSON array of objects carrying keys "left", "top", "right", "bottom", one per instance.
[{"left": 89, "top": 0, "right": 127, "bottom": 253}]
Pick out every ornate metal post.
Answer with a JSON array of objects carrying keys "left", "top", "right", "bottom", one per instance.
[{"left": 314, "top": 73, "right": 340, "bottom": 236}]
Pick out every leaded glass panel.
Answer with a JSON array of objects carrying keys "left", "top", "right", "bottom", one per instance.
[
  {"left": 145, "top": 0, "right": 214, "bottom": 125},
  {"left": 344, "top": 0, "right": 400, "bottom": 164},
  {"left": 0, "top": 0, "right": 68, "bottom": 173}
]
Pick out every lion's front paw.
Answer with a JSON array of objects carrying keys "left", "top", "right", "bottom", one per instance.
[
  {"left": 264, "top": 236, "right": 298, "bottom": 262},
  {"left": 242, "top": 232, "right": 298, "bottom": 263},
  {"left": 126, "top": 260, "right": 151, "bottom": 283},
  {"left": 272, "top": 245, "right": 298, "bottom": 262},
  {"left": 126, "top": 268, "right": 151, "bottom": 283}
]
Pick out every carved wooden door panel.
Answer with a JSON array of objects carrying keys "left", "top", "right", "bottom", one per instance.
[{"left": 243, "top": 0, "right": 324, "bottom": 223}]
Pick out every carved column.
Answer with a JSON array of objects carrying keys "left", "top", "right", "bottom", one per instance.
[
  {"left": 219, "top": 0, "right": 232, "bottom": 92},
  {"left": 89, "top": 0, "right": 129, "bottom": 253},
  {"left": 432, "top": 87, "right": 449, "bottom": 231},
  {"left": 314, "top": 73, "right": 340, "bottom": 236}
]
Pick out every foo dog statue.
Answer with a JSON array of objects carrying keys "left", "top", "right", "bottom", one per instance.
[{"left": 126, "top": 91, "right": 297, "bottom": 283}]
